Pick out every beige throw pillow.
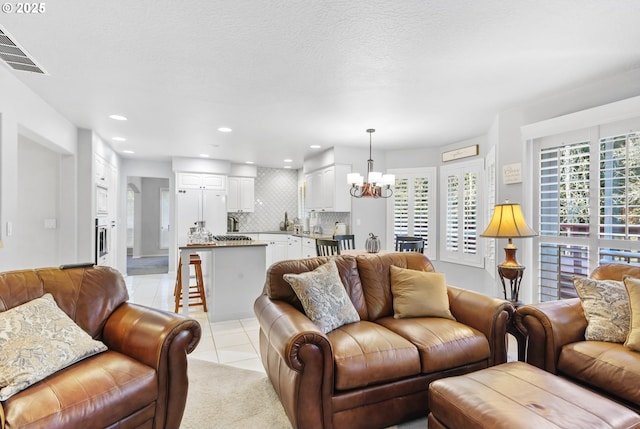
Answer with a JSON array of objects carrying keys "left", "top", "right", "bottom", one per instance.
[
  {"left": 623, "top": 276, "right": 640, "bottom": 351},
  {"left": 0, "top": 293, "right": 108, "bottom": 400},
  {"left": 389, "top": 265, "right": 455, "bottom": 320},
  {"left": 573, "top": 276, "right": 630, "bottom": 343},
  {"left": 283, "top": 260, "right": 360, "bottom": 334}
]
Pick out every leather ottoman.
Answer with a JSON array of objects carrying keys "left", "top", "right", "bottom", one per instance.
[{"left": 428, "top": 361, "right": 640, "bottom": 429}]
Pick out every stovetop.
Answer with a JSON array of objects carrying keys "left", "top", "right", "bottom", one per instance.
[{"left": 211, "top": 235, "right": 254, "bottom": 241}]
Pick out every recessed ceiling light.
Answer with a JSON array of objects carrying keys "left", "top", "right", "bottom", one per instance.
[
  {"left": 284, "top": 166, "right": 291, "bottom": 169},
  {"left": 122, "top": 150, "right": 134, "bottom": 154},
  {"left": 284, "top": 159, "right": 292, "bottom": 163},
  {"left": 199, "top": 154, "right": 210, "bottom": 158},
  {"left": 218, "top": 127, "right": 232, "bottom": 133},
  {"left": 310, "top": 145, "right": 321, "bottom": 149},
  {"left": 246, "top": 161, "right": 254, "bottom": 164},
  {"left": 112, "top": 137, "right": 126, "bottom": 142},
  {"left": 109, "top": 114, "right": 127, "bottom": 121}
]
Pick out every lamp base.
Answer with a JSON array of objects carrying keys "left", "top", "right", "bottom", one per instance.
[{"left": 498, "top": 245, "right": 525, "bottom": 302}]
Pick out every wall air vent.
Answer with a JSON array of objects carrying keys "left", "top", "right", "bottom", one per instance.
[{"left": 0, "top": 26, "right": 47, "bottom": 74}]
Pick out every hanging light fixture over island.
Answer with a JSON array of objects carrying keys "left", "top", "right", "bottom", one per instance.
[{"left": 347, "top": 129, "right": 395, "bottom": 198}]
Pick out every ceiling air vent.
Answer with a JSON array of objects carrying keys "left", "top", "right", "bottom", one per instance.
[{"left": 0, "top": 26, "right": 47, "bottom": 74}]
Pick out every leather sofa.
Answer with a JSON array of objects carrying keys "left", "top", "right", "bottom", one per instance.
[
  {"left": 0, "top": 265, "right": 201, "bottom": 429},
  {"left": 516, "top": 263, "right": 640, "bottom": 412},
  {"left": 254, "top": 253, "right": 513, "bottom": 429}
]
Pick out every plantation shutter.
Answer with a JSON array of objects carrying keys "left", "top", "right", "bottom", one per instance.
[
  {"left": 440, "top": 159, "right": 484, "bottom": 268},
  {"left": 388, "top": 168, "right": 436, "bottom": 259}
]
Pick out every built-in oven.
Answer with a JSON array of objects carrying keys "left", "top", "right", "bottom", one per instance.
[{"left": 95, "top": 218, "right": 110, "bottom": 265}]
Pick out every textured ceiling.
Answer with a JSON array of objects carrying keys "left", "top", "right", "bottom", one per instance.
[{"left": 2, "top": 0, "right": 640, "bottom": 168}]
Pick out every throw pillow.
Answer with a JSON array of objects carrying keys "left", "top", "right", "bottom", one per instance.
[
  {"left": 283, "top": 260, "right": 360, "bottom": 334},
  {"left": 0, "top": 293, "right": 108, "bottom": 400},
  {"left": 389, "top": 265, "right": 455, "bottom": 320},
  {"left": 573, "top": 276, "right": 630, "bottom": 343},
  {"left": 623, "top": 276, "right": 640, "bottom": 351}
]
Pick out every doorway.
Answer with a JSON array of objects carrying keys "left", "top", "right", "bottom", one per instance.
[{"left": 126, "top": 177, "right": 170, "bottom": 275}]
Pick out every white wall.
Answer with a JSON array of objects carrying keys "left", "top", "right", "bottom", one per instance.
[
  {"left": 12, "top": 136, "right": 60, "bottom": 269},
  {"left": 0, "top": 65, "right": 78, "bottom": 271}
]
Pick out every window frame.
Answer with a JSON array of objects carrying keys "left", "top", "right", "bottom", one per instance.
[{"left": 531, "top": 118, "right": 640, "bottom": 301}]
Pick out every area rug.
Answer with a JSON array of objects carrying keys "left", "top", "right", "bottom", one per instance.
[
  {"left": 181, "top": 358, "right": 427, "bottom": 429},
  {"left": 126, "top": 255, "right": 168, "bottom": 275}
]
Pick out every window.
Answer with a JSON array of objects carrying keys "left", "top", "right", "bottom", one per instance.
[
  {"left": 387, "top": 168, "right": 436, "bottom": 259},
  {"left": 439, "top": 159, "right": 484, "bottom": 267},
  {"left": 534, "top": 121, "right": 640, "bottom": 301}
]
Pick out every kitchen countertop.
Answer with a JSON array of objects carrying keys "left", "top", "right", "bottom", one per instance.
[
  {"left": 179, "top": 241, "right": 268, "bottom": 249},
  {"left": 229, "top": 231, "right": 335, "bottom": 239}
]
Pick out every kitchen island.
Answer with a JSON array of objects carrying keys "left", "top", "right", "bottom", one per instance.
[{"left": 179, "top": 239, "right": 267, "bottom": 322}]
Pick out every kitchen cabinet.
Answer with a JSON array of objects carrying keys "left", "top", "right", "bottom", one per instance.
[
  {"left": 302, "top": 237, "right": 316, "bottom": 258},
  {"left": 177, "top": 172, "right": 226, "bottom": 190},
  {"left": 176, "top": 189, "right": 227, "bottom": 245},
  {"left": 95, "top": 154, "right": 109, "bottom": 188},
  {"left": 287, "top": 235, "right": 302, "bottom": 259},
  {"left": 305, "top": 164, "right": 351, "bottom": 212},
  {"left": 259, "top": 234, "right": 289, "bottom": 269},
  {"left": 227, "top": 177, "right": 255, "bottom": 213}
]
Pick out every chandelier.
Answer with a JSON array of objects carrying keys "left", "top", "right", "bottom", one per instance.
[{"left": 347, "top": 129, "right": 394, "bottom": 198}]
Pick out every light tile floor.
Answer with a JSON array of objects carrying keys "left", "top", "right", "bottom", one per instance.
[
  {"left": 125, "top": 272, "right": 267, "bottom": 373},
  {"left": 125, "top": 272, "right": 518, "bottom": 373}
]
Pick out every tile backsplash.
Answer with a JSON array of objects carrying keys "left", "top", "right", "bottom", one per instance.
[
  {"left": 230, "top": 167, "right": 351, "bottom": 234},
  {"left": 232, "top": 167, "right": 298, "bottom": 232}
]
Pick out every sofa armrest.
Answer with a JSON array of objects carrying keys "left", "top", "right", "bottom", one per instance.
[
  {"left": 102, "top": 302, "right": 201, "bottom": 429},
  {"left": 447, "top": 286, "right": 514, "bottom": 366},
  {"left": 515, "top": 298, "right": 586, "bottom": 373},
  {"left": 254, "top": 294, "right": 334, "bottom": 429}
]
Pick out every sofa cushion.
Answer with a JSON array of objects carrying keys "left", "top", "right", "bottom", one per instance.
[
  {"left": 0, "top": 293, "right": 107, "bottom": 400},
  {"left": 284, "top": 260, "right": 360, "bottom": 334},
  {"left": 328, "top": 321, "right": 421, "bottom": 391},
  {"left": 573, "top": 276, "right": 630, "bottom": 343},
  {"left": 623, "top": 276, "right": 640, "bottom": 351},
  {"left": 2, "top": 350, "right": 157, "bottom": 429},
  {"left": 377, "top": 316, "right": 490, "bottom": 374},
  {"left": 389, "top": 266, "right": 455, "bottom": 320},
  {"left": 356, "top": 253, "right": 436, "bottom": 321},
  {"left": 558, "top": 341, "right": 640, "bottom": 406}
]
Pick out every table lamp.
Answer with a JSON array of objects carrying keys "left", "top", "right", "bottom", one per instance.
[{"left": 481, "top": 202, "right": 537, "bottom": 304}]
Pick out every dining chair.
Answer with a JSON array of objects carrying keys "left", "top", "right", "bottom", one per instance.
[
  {"left": 316, "top": 239, "right": 341, "bottom": 256},
  {"left": 398, "top": 240, "right": 424, "bottom": 253},
  {"left": 395, "top": 236, "right": 424, "bottom": 251},
  {"left": 333, "top": 234, "right": 356, "bottom": 251}
]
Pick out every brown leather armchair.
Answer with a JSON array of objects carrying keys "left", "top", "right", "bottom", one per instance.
[
  {"left": 516, "top": 263, "right": 640, "bottom": 411},
  {"left": 0, "top": 265, "right": 201, "bottom": 429},
  {"left": 255, "top": 253, "right": 513, "bottom": 429}
]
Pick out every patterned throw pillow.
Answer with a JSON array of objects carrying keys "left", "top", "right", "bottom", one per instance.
[
  {"left": 573, "top": 276, "right": 630, "bottom": 343},
  {"left": 0, "top": 293, "right": 108, "bottom": 400},
  {"left": 284, "top": 260, "right": 360, "bottom": 334}
]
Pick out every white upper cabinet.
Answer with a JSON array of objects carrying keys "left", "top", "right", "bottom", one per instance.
[
  {"left": 305, "top": 164, "right": 351, "bottom": 212},
  {"left": 227, "top": 177, "right": 255, "bottom": 213},
  {"left": 95, "top": 154, "right": 109, "bottom": 188},
  {"left": 177, "top": 173, "right": 226, "bottom": 190}
]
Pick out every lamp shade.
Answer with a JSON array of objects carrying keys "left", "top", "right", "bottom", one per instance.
[{"left": 481, "top": 203, "right": 536, "bottom": 238}]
